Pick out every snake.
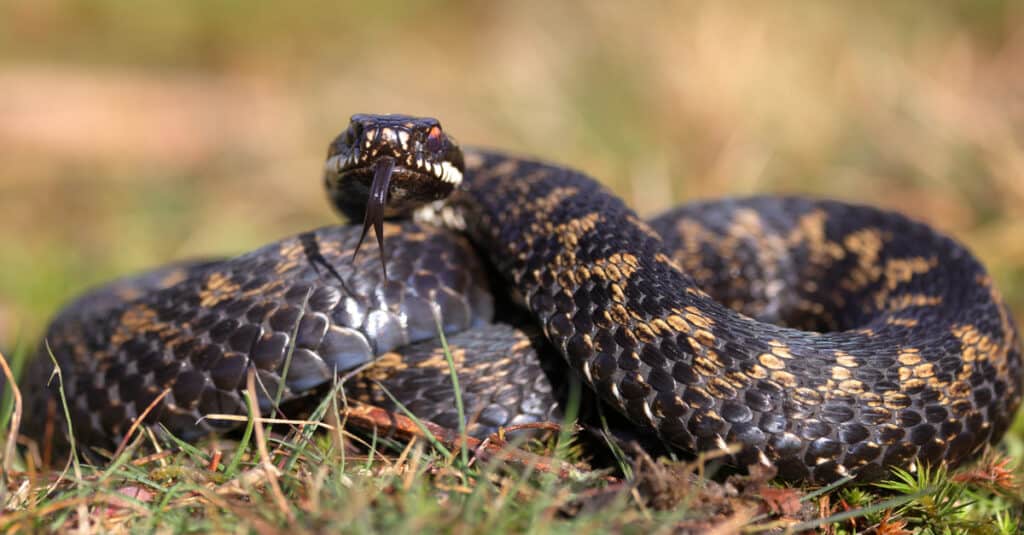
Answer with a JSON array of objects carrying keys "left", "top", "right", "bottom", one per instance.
[{"left": 19, "top": 114, "right": 1022, "bottom": 484}]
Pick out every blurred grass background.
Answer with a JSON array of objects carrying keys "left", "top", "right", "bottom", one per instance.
[{"left": 1, "top": 0, "right": 1023, "bottom": 362}]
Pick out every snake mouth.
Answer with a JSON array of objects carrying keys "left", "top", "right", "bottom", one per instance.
[
  {"left": 327, "top": 159, "right": 458, "bottom": 218},
  {"left": 327, "top": 151, "right": 463, "bottom": 187}
]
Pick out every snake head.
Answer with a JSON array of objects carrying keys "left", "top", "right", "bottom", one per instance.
[{"left": 324, "top": 114, "right": 465, "bottom": 278}]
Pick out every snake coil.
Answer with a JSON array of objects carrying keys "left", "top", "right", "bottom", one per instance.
[{"left": 21, "top": 114, "right": 1022, "bottom": 483}]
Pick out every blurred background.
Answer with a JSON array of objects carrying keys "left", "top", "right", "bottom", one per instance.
[{"left": 1, "top": 1, "right": 1023, "bottom": 367}]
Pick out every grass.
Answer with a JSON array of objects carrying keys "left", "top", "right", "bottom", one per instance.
[{"left": 1, "top": 335, "right": 1022, "bottom": 532}]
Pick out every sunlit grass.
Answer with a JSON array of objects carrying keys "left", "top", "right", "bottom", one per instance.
[{"left": 1, "top": 341, "right": 1022, "bottom": 532}]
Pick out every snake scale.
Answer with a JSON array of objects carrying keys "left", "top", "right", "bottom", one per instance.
[{"left": 20, "top": 114, "right": 1022, "bottom": 484}]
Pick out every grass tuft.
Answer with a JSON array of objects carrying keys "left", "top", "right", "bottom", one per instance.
[{"left": 1, "top": 385, "right": 1022, "bottom": 531}]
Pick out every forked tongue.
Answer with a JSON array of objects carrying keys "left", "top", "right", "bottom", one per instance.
[{"left": 353, "top": 157, "right": 395, "bottom": 279}]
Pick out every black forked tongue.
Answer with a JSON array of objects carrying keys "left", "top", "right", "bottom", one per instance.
[{"left": 353, "top": 157, "right": 395, "bottom": 279}]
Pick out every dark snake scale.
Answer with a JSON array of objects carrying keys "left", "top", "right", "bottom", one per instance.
[{"left": 21, "top": 115, "right": 1022, "bottom": 484}]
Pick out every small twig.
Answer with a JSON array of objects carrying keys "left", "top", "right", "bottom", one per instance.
[
  {"left": 341, "top": 401, "right": 583, "bottom": 479},
  {"left": 245, "top": 369, "right": 294, "bottom": 522},
  {"left": 112, "top": 388, "right": 171, "bottom": 460},
  {"left": 199, "top": 413, "right": 337, "bottom": 429},
  {"left": 208, "top": 449, "right": 223, "bottom": 472},
  {"left": 402, "top": 440, "right": 424, "bottom": 491}
]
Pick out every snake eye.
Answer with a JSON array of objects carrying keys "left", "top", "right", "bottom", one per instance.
[{"left": 425, "top": 126, "right": 443, "bottom": 153}]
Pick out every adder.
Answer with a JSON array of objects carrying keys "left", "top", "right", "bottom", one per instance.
[{"left": 20, "top": 114, "right": 1022, "bottom": 484}]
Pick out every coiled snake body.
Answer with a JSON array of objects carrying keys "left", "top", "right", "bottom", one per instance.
[{"left": 22, "top": 115, "right": 1022, "bottom": 483}]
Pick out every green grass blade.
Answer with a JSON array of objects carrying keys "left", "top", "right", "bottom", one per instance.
[{"left": 433, "top": 312, "right": 468, "bottom": 468}]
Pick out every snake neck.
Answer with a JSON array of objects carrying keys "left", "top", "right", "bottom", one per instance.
[{"left": 452, "top": 147, "right": 763, "bottom": 343}]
